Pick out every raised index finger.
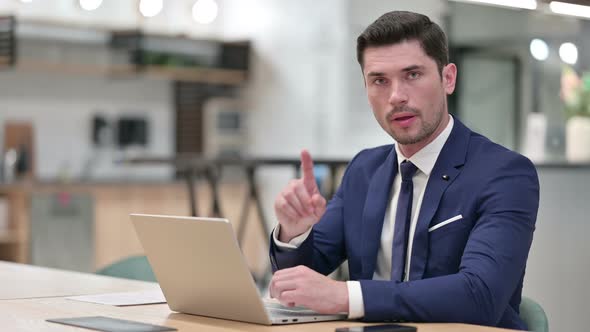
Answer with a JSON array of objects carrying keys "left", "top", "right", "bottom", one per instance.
[{"left": 300, "top": 149, "right": 317, "bottom": 193}]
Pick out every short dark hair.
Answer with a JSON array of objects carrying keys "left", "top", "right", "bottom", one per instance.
[{"left": 356, "top": 11, "right": 449, "bottom": 74}]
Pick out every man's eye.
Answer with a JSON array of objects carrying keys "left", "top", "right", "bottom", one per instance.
[
  {"left": 408, "top": 72, "right": 421, "bottom": 80},
  {"left": 374, "top": 78, "right": 387, "bottom": 85}
]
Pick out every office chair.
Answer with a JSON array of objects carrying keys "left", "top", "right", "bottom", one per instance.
[
  {"left": 96, "top": 255, "right": 157, "bottom": 282},
  {"left": 520, "top": 296, "right": 549, "bottom": 332}
]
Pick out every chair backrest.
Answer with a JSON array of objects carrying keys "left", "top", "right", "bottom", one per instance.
[
  {"left": 520, "top": 296, "right": 549, "bottom": 332},
  {"left": 96, "top": 255, "right": 157, "bottom": 282}
]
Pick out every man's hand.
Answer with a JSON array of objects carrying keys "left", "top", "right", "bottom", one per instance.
[
  {"left": 269, "top": 265, "right": 349, "bottom": 314},
  {"left": 274, "top": 149, "right": 327, "bottom": 242}
]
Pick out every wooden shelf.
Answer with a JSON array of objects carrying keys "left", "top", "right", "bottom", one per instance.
[
  {"left": 144, "top": 66, "right": 247, "bottom": 85},
  {"left": 11, "top": 60, "right": 247, "bottom": 85},
  {"left": 15, "top": 60, "right": 136, "bottom": 77}
]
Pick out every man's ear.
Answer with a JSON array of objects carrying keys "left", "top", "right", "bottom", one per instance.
[{"left": 442, "top": 63, "right": 457, "bottom": 95}]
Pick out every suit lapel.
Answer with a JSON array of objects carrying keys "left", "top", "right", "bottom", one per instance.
[
  {"left": 360, "top": 147, "right": 397, "bottom": 279},
  {"left": 408, "top": 118, "right": 471, "bottom": 281}
]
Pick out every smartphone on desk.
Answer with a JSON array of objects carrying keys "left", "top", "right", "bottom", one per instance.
[{"left": 335, "top": 324, "right": 417, "bottom": 332}]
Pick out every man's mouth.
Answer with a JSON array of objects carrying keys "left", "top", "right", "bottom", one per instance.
[
  {"left": 389, "top": 113, "right": 417, "bottom": 127},
  {"left": 393, "top": 115, "right": 415, "bottom": 121}
]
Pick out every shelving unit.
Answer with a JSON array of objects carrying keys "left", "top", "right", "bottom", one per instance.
[
  {"left": 110, "top": 30, "right": 249, "bottom": 84},
  {"left": 0, "top": 16, "right": 15, "bottom": 69},
  {"left": 0, "top": 17, "right": 253, "bottom": 265},
  {"left": 0, "top": 16, "right": 250, "bottom": 85},
  {"left": 0, "top": 16, "right": 252, "bottom": 157}
]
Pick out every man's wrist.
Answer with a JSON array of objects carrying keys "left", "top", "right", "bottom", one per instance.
[
  {"left": 277, "top": 225, "right": 293, "bottom": 243},
  {"left": 278, "top": 225, "right": 304, "bottom": 243},
  {"left": 273, "top": 225, "right": 312, "bottom": 249}
]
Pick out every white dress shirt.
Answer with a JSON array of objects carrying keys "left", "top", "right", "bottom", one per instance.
[{"left": 273, "top": 115, "right": 454, "bottom": 319}]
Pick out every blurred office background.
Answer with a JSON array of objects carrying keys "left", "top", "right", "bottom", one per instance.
[{"left": 0, "top": 0, "right": 588, "bottom": 331}]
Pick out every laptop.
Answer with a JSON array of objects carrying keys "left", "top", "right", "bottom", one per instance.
[{"left": 130, "top": 213, "right": 348, "bottom": 325}]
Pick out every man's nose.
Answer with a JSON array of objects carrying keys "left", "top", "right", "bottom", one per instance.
[{"left": 388, "top": 82, "right": 409, "bottom": 105}]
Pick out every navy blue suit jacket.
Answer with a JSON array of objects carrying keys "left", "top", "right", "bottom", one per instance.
[{"left": 270, "top": 118, "right": 539, "bottom": 330}]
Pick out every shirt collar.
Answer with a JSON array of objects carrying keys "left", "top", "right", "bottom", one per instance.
[{"left": 394, "top": 114, "right": 454, "bottom": 177}]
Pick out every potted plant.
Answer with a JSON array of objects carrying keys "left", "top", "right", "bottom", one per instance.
[{"left": 561, "top": 66, "right": 590, "bottom": 162}]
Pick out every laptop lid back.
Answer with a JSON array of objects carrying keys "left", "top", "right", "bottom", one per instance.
[{"left": 130, "top": 214, "right": 272, "bottom": 325}]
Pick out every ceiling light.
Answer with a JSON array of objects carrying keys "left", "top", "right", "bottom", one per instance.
[
  {"left": 530, "top": 39, "right": 549, "bottom": 61},
  {"left": 550, "top": 1, "right": 590, "bottom": 19},
  {"left": 559, "top": 42, "right": 578, "bottom": 65},
  {"left": 139, "top": 0, "right": 163, "bottom": 18},
  {"left": 19, "top": 0, "right": 33, "bottom": 3},
  {"left": 450, "top": 0, "right": 537, "bottom": 10},
  {"left": 79, "top": 0, "right": 103, "bottom": 11},
  {"left": 192, "top": 0, "right": 218, "bottom": 24}
]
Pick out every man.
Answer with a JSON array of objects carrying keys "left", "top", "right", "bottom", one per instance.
[{"left": 268, "top": 11, "right": 539, "bottom": 330}]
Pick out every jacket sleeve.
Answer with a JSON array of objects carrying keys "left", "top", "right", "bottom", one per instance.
[{"left": 360, "top": 156, "right": 539, "bottom": 326}]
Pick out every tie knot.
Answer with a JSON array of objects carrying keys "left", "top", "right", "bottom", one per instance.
[{"left": 400, "top": 160, "right": 418, "bottom": 181}]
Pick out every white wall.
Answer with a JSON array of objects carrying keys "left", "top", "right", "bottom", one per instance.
[
  {"left": 221, "top": 0, "right": 345, "bottom": 157},
  {"left": 0, "top": 71, "right": 173, "bottom": 180}
]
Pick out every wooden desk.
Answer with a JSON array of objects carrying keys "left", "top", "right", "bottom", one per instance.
[{"left": 0, "top": 262, "right": 515, "bottom": 332}]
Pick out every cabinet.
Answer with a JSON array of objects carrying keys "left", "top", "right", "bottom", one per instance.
[
  {"left": 0, "top": 182, "right": 268, "bottom": 275},
  {"left": 0, "top": 187, "right": 27, "bottom": 263},
  {"left": 30, "top": 193, "right": 94, "bottom": 272}
]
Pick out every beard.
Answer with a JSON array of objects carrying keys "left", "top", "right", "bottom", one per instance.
[{"left": 386, "top": 103, "right": 445, "bottom": 145}]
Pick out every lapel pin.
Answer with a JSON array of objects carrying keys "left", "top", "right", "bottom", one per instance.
[{"left": 442, "top": 175, "right": 450, "bottom": 181}]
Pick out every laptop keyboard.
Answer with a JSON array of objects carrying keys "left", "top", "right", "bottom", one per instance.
[{"left": 263, "top": 300, "right": 318, "bottom": 316}]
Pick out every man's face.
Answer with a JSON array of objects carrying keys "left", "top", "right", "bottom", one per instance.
[{"left": 362, "top": 40, "right": 456, "bottom": 150}]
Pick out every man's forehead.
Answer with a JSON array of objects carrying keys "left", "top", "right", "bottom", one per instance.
[{"left": 362, "top": 41, "right": 434, "bottom": 73}]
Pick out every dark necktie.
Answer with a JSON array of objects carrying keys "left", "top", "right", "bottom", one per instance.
[{"left": 391, "top": 160, "right": 418, "bottom": 282}]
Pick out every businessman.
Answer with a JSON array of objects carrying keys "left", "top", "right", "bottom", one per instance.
[{"left": 268, "top": 11, "right": 539, "bottom": 330}]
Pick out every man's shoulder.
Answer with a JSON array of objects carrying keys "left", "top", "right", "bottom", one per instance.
[
  {"left": 339, "top": 144, "right": 394, "bottom": 179},
  {"left": 466, "top": 130, "right": 536, "bottom": 174},
  {"left": 350, "top": 144, "right": 394, "bottom": 166}
]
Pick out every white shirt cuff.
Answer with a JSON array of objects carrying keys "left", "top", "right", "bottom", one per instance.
[
  {"left": 346, "top": 280, "right": 365, "bottom": 319},
  {"left": 272, "top": 224, "right": 313, "bottom": 249}
]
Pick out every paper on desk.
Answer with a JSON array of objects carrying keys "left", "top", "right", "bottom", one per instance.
[{"left": 67, "top": 289, "right": 166, "bottom": 306}]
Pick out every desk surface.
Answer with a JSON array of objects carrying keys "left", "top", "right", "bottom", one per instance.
[
  {"left": 0, "top": 262, "right": 515, "bottom": 332},
  {"left": 0, "top": 261, "right": 158, "bottom": 300}
]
